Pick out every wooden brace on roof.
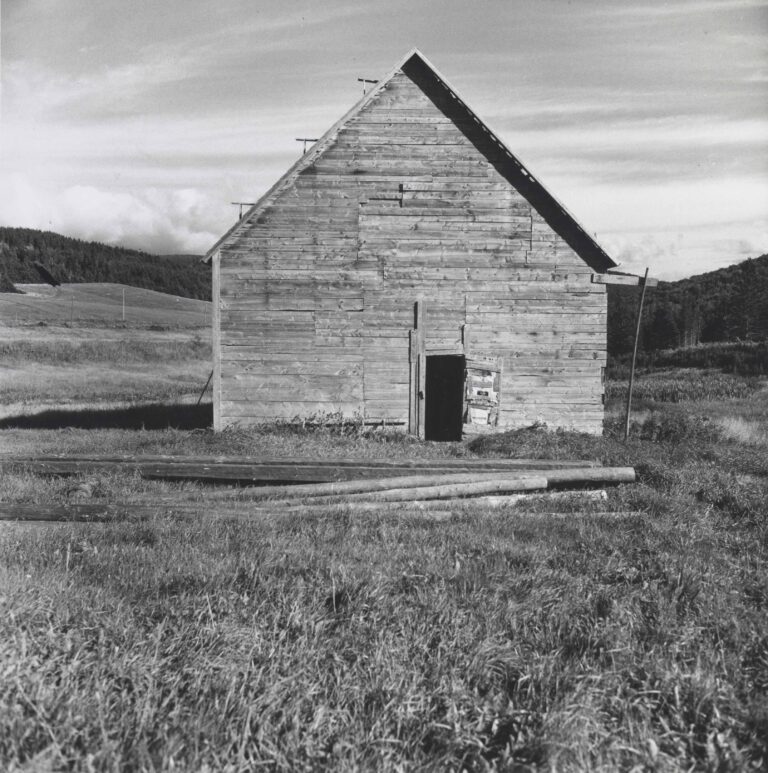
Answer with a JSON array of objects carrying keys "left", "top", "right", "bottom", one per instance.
[{"left": 591, "top": 273, "right": 659, "bottom": 288}]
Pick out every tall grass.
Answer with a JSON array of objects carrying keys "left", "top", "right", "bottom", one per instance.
[
  {"left": 610, "top": 340, "right": 768, "bottom": 378},
  {"left": 606, "top": 370, "right": 762, "bottom": 404},
  {"left": 2, "top": 493, "right": 766, "bottom": 770},
  {"left": 0, "top": 337, "right": 210, "bottom": 364}
]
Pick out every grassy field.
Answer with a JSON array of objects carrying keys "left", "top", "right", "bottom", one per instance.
[
  {"left": 0, "top": 283, "right": 211, "bottom": 327},
  {"left": 0, "top": 319, "right": 211, "bottom": 428},
  {"left": 1, "top": 324, "right": 767, "bottom": 770}
]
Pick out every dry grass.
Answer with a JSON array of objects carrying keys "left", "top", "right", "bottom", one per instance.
[
  {"left": 716, "top": 416, "right": 768, "bottom": 447},
  {"left": 0, "top": 322, "right": 211, "bottom": 423},
  {"left": 0, "top": 363, "right": 209, "bottom": 407},
  {"left": 1, "top": 492, "right": 766, "bottom": 771}
]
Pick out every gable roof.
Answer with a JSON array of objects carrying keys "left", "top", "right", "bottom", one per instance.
[{"left": 205, "top": 49, "right": 617, "bottom": 272}]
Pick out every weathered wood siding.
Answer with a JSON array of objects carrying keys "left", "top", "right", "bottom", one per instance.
[{"left": 216, "top": 68, "right": 606, "bottom": 433}]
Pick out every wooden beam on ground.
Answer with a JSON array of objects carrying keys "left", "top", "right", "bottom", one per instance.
[
  {"left": 149, "top": 488, "right": 612, "bottom": 509},
  {"left": 0, "top": 454, "right": 600, "bottom": 468},
  {"left": 0, "top": 455, "right": 603, "bottom": 484},
  {"left": 0, "top": 496, "right": 642, "bottom": 523},
  {"left": 2, "top": 461, "right": 586, "bottom": 484}
]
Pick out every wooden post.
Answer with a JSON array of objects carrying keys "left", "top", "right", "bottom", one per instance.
[
  {"left": 409, "top": 300, "right": 426, "bottom": 438},
  {"left": 211, "top": 251, "right": 222, "bottom": 431},
  {"left": 624, "top": 267, "right": 650, "bottom": 441},
  {"left": 122, "top": 287, "right": 125, "bottom": 322},
  {"left": 417, "top": 301, "right": 426, "bottom": 440},
  {"left": 409, "top": 330, "right": 418, "bottom": 435}
]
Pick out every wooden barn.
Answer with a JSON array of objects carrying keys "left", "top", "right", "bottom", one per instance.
[{"left": 205, "top": 50, "right": 620, "bottom": 439}]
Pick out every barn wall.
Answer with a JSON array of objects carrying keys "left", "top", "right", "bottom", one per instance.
[{"left": 217, "top": 69, "right": 606, "bottom": 433}]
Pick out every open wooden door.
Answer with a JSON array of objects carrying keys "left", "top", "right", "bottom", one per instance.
[{"left": 463, "top": 356, "right": 502, "bottom": 435}]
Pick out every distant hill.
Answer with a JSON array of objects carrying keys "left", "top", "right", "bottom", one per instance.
[
  {"left": 609, "top": 254, "right": 768, "bottom": 355},
  {"left": 0, "top": 228, "right": 211, "bottom": 300}
]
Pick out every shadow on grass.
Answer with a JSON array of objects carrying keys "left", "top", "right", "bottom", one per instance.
[{"left": 0, "top": 402, "right": 212, "bottom": 430}]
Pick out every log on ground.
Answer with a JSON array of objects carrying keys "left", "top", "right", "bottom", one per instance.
[
  {"left": 544, "top": 467, "right": 636, "bottom": 485},
  {"left": 338, "top": 475, "right": 549, "bottom": 502},
  {"left": 234, "top": 471, "right": 535, "bottom": 500}
]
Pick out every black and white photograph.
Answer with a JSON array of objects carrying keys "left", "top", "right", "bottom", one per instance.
[{"left": 1, "top": 0, "right": 767, "bottom": 769}]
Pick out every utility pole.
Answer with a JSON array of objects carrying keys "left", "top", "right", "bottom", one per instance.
[
  {"left": 624, "top": 267, "right": 650, "bottom": 441},
  {"left": 122, "top": 287, "right": 125, "bottom": 322}
]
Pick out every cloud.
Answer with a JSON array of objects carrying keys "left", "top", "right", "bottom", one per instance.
[
  {"left": 601, "top": 217, "right": 768, "bottom": 280},
  {"left": 498, "top": 117, "right": 768, "bottom": 160},
  {"left": 0, "top": 174, "right": 227, "bottom": 254},
  {"left": 533, "top": 174, "right": 768, "bottom": 279},
  {"left": 602, "top": 233, "right": 685, "bottom": 278}
]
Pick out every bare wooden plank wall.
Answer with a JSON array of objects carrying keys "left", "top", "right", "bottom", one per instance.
[{"left": 216, "top": 70, "right": 607, "bottom": 432}]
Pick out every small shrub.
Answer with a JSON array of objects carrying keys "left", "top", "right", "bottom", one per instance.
[
  {"left": 635, "top": 411, "right": 722, "bottom": 444},
  {"left": 609, "top": 341, "right": 768, "bottom": 377}
]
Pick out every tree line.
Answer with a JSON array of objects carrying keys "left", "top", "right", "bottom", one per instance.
[
  {"left": 608, "top": 254, "right": 768, "bottom": 355},
  {"left": 0, "top": 228, "right": 211, "bottom": 300}
]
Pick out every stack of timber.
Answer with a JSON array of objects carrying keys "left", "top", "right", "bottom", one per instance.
[{"left": 0, "top": 454, "right": 636, "bottom": 523}]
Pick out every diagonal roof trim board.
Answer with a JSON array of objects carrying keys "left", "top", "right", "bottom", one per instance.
[
  {"left": 204, "top": 49, "right": 616, "bottom": 271},
  {"left": 398, "top": 51, "right": 616, "bottom": 272},
  {"left": 203, "top": 49, "right": 420, "bottom": 263}
]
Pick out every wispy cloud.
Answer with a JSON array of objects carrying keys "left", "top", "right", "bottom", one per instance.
[
  {"left": 603, "top": 222, "right": 768, "bottom": 280},
  {"left": 601, "top": 0, "right": 766, "bottom": 18}
]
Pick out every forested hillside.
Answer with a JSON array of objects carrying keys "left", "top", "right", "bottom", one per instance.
[
  {"left": 609, "top": 254, "right": 768, "bottom": 355},
  {"left": 0, "top": 228, "right": 211, "bottom": 300}
]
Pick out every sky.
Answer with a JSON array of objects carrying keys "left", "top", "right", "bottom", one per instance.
[{"left": 1, "top": 0, "right": 767, "bottom": 279}]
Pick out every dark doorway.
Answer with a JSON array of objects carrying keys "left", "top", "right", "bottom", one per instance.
[{"left": 425, "top": 355, "right": 465, "bottom": 441}]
